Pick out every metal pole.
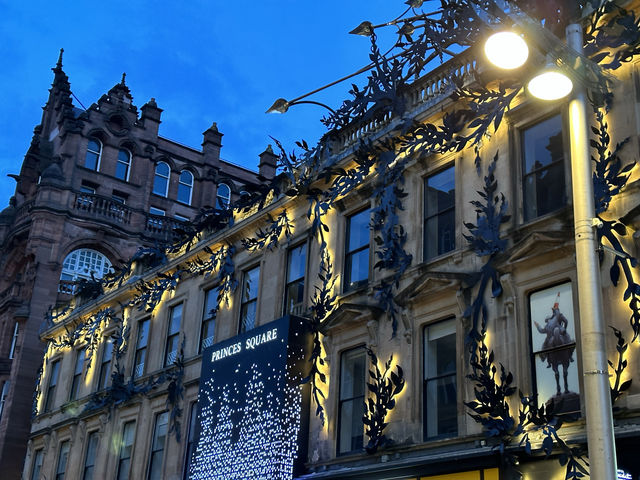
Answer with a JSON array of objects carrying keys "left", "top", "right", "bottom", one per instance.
[{"left": 566, "top": 23, "right": 617, "bottom": 480}]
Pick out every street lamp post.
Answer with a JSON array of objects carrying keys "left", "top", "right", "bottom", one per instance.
[
  {"left": 565, "top": 23, "right": 617, "bottom": 480},
  {"left": 485, "top": 20, "right": 618, "bottom": 479}
]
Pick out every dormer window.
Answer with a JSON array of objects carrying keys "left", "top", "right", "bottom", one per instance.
[
  {"left": 177, "top": 170, "right": 194, "bottom": 205},
  {"left": 215, "top": 183, "right": 231, "bottom": 209},
  {"left": 153, "top": 162, "right": 170, "bottom": 197},
  {"left": 115, "top": 149, "right": 132, "bottom": 181},
  {"left": 85, "top": 139, "right": 102, "bottom": 171}
]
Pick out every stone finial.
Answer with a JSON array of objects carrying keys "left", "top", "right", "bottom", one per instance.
[
  {"left": 56, "top": 48, "right": 64, "bottom": 69},
  {"left": 121, "top": 72, "right": 126, "bottom": 85}
]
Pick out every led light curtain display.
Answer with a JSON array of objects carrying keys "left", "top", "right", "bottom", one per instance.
[{"left": 189, "top": 316, "right": 311, "bottom": 480}]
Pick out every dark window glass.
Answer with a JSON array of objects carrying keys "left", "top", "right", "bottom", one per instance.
[
  {"left": 85, "top": 139, "right": 101, "bottom": 170},
  {"left": 183, "top": 403, "right": 198, "bottom": 480},
  {"left": 56, "top": 440, "right": 70, "bottom": 480},
  {"left": 0, "top": 381, "right": 9, "bottom": 421},
  {"left": 147, "top": 412, "right": 168, "bottom": 480},
  {"left": 115, "top": 149, "right": 131, "bottom": 181},
  {"left": 8, "top": 321, "right": 19, "bottom": 359},
  {"left": 215, "top": 183, "right": 231, "bottom": 209},
  {"left": 337, "top": 348, "right": 366, "bottom": 454},
  {"left": 201, "top": 288, "right": 219, "bottom": 352},
  {"left": 134, "top": 319, "right": 150, "bottom": 378},
  {"left": 98, "top": 339, "right": 113, "bottom": 390},
  {"left": 239, "top": 266, "right": 260, "bottom": 333},
  {"left": 69, "top": 349, "right": 86, "bottom": 400},
  {"left": 177, "top": 170, "right": 193, "bottom": 205},
  {"left": 117, "top": 421, "right": 136, "bottom": 480},
  {"left": 153, "top": 162, "right": 170, "bottom": 197},
  {"left": 165, "top": 304, "right": 182, "bottom": 366},
  {"left": 424, "top": 166, "right": 455, "bottom": 260},
  {"left": 522, "top": 115, "right": 566, "bottom": 221},
  {"left": 423, "top": 319, "right": 457, "bottom": 439},
  {"left": 284, "top": 243, "right": 306, "bottom": 315},
  {"left": 30, "top": 449, "right": 44, "bottom": 480},
  {"left": 83, "top": 431, "right": 99, "bottom": 480},
  {"left": 45, "top": 360, "right": 61, "bottom": 412},
  {"left": 344, "top": 209, "right": 370, "bottom": 292}
]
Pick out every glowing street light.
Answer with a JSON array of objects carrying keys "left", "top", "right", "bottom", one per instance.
[
  {"left": 484, "top": 31, "right": 529, "bottom": 69},
  {"left": 527, "top": 67, "right": 573, "bottom": 100}
]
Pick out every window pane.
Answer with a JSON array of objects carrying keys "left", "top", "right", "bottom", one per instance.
[
  {"left": 425, "top": 167, "right": 455, "bottom": 217},
  {"left": 345, "top": 248, "right": 369, "bottom": 289},
  {"left": 522, "top": 115, "right": 566, "bottom": 221},
  {"left": 169, "top": 304, "right": 183, "bottom": 335},
  {"left": 424, "top": 319, "right": 457, "bottom": 439},
  {"left": 85, "top": 140, "right": 100, "bottom": 170},
  {"left": 153, "top": 163, "right": 170, "bottom": 196},
  {"left": 56, "top": 441, "right": 70, "bottom": 479},
  {"left": 137, "top": 320, "right": 150, "bottom": 349},
  {"left": 424, "top": 376, "right": 457, "bottom": 438},
  {"left": 240, "top": 301, "right": 257, "bottom": 333},
  {"left": 148, "top": 412, "right": 168, "bottom": 480},
  {"left": 242, "top": 267, "right": 260, "bottom": 302},
  {"left": 424, "top": 166, "right": 455, "bottom": 260},
  {"left": 338, "top": 348, "right": 366, "bottom": 454},
  {"left": 117, "top": 421, "right": 135, "bottom": 480},
  {"left": 183, "top": 403, "right": 198, "bottom": 480},
  {"left": 287, "top": 244, "right": 306, "bottom": 281},
  {"left": 177, "top": 171, "right": 193, "bottom": 205},
  {"left": 523, "top": 115, "right": 563, "bottom": 173},
  {"left": 347, "top": 210, "right": 370, "bottom": 250},
  {"left": 31, "top": 449, "right": 43, "bottom": 480},
  {"left": 215, "top": 184, "right": 231, "bottom": 209},
  {"left": 83, "top": 432, "right": 99, "bottom": 480}
]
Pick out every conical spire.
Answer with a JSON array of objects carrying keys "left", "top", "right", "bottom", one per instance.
[{"left": 56, "top": 48, "right": 64, "bottom": 70}]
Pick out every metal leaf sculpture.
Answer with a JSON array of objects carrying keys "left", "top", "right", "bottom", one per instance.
[{"left": 362, "top": 349, "right": 405, "bottom": 454}]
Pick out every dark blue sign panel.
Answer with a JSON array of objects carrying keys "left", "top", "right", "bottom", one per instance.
[{"left": 189, "top": 315, "right": 311, "bottom": 480}]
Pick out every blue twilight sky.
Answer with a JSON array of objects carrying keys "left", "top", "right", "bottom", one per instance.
[{"left": 0, "top": 0, "right": 409, "bottom": 209}]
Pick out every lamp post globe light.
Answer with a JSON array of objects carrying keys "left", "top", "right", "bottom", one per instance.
[{"left": 485, "top": 24, "right": 617, "bottom": 480}]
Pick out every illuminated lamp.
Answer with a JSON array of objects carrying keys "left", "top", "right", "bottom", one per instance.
[
  {"left": 484, "top": 31, "right": 529, "bottom": 69},
  {"left": 527, "top": 67, "right": 573, "bottom": 101}
]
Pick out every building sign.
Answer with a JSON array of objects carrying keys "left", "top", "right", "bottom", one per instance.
[{"left": 188, "top": 315, "right": 312, "bottom": 480}]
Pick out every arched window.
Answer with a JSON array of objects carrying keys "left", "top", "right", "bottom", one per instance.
[
  {"left": 115, "top": 149, "right": 132, "bottom": 181},
  {"left": 153, "top": 161, "right": 170, "bottom": 197},
  {"left": 177, "top": 170, "right": 194, "bottom": 205},
  {"left": 215, "top": 183, "right": 231, "bottom": 209},
  {"left": 85, "top": 138, "right": 102, "bottom": 171},
  {"left": 59, "top": 248, "right": 112, "bottom": 293}
]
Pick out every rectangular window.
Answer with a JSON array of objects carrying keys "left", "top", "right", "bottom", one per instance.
[
  {"left": 344, "top": 209, "right": 370, "bottom": 292},
  {"left": 69, "top": 349, "right": 86, "bottom": 401},
  {"left": 56, "top": 440, "right": 70, "bottom": 480},
  {"left": 530, "top": 282, "right": 580, "bottom": 415},
  {"left": 424, "top": 166, "right": 455, "bottom": 260},
  {"left": 117, "top": 421, "right": 136, "bottom": 480},
  {"left": 98, "top": 339, "right": 113, "bottom": 390},
  {"left": 134, "top": 319, "right": 150, "bottom": 378},
  {"left": 522, "top": 114, "right": 566, "bottom": 221},
  {"left": 423, "top": 319, "right": 457, "bottom": 439},
  {"left": 284, "top": 243, "right": 306, "bottom": 315},
  {"left": 8, "top": 322, "right": 19, "bottom": 359},
  {"left": 149, "top": 206, "right": 165, "bottom": 216},
  {"left": 148, "top": 412, "right": 169, "bottom": 480},
  {"left": 201, "top": 288, "right": 219, "bottom": 352},
  {"left": 0, "top": 381, "right": 9, "bottom": 421},
  {"left": 183, "top": 403, "right": 198, "bottom": 480},
  {"left": 239, "top": 266, "right": 260, "bottom": 333},
  {"left": 337, "top": 347, "right": 366, "bottom": 454},
  {"left": 165, "top": 304, "right": 182, "bottom": 366},
  {"left": 30, "top": 449, "right": 44, "bottom": 480},
  {"left": 83, "top": 431, "right": 99, "bottom": 480},
  {"left": 44, "top": 359, "right": 61, "bottom": 412}
]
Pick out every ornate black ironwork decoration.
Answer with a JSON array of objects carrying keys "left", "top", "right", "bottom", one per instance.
[
  {"left": 591, "top": 111, "right": 640, "bottom": 340},
  {"left": 465, "top": 326, "right": 516, "bottom": 442},
  {"left": 134, "top": 270, "right": 183, "bottom": 313},
  {"left": 609, "top": 326, "right": 632, "bottom": 406},
  {"left": 241, "top": 210, "right": 293, "bottom": 251},
  {"left": 303, "top": 248, "right": 337, "bottom": 425},
  {"left": 462, "top": 153, "right": 510, "bottom": 346},
  {"left": 362, "top": 349, "right": 405, "bottom": 454}
]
